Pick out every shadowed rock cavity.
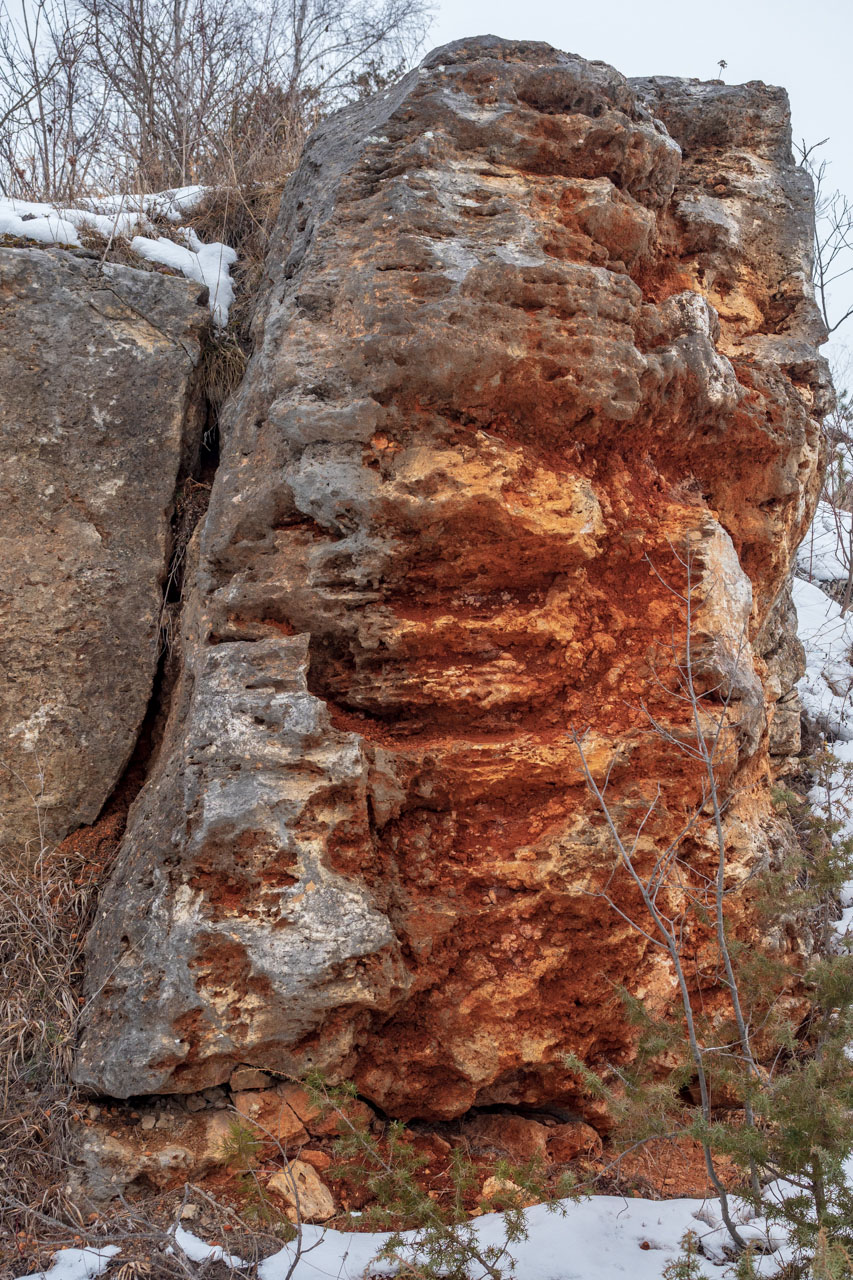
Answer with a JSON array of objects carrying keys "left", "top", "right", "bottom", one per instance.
[{"left": 75, "top": 37, "right": 829, "bottom": 1118}]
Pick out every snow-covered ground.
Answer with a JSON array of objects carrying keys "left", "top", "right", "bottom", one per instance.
[
  {"left": 797, "top": 498, "right": 852, "bottom": 584},
  {"left": 11, "top": 1195, "right": 796, "bottom": 1280},
  {"left": 13, "top": 1247, "right": 120, "bottom": 1280},
  {"left": 251, "top": 1197, "right": 790, "bottom": 1279},
  {"left": 794, "top": 517, "right": 853, "bottom": 950},
  {"left": 792, "top": 576, "right": 853, "bottom": 742},
  {"left": 0, "top": 189, "right": 235, "bottom": 326}
]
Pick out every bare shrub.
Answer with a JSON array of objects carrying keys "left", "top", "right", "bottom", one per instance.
[
  {"left": 0, "top": 0, "right": 110, "bottom": 199},
  {"left": 0, "top": 0, "right": 431, "bottom": 198},
  {"left": 798, "top": 139, "right": 853, "bottom": 340}
]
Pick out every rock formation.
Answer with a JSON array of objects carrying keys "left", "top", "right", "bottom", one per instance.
[
  {"left": 0, "top": 249, "right": 208, "bottom": 852},
  {"left": 74, "top": 38, "right": 829, "bottom": 1118}
]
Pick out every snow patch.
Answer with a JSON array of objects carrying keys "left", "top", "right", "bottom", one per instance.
[
  {"left": 797, "top": 499, "right": 853, "bottom": 584},
  {"left": 0, "top": 190, "right": 235, "bottom": 326},
  {"left": 251, "top": 1195, "right": 783, "bottom": 1279},
  {"left": 171, "top": 1225, "right": 247, "bottom": 1268},
  {"left": 792, "top": 576, "right": 853, "bottom": 740},
  {"left": 13, "top": 1246, "right": 120, "bottom": 1280}
]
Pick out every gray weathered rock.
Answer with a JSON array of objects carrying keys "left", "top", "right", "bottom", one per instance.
[
  {"left": 74, "top": 632, "right": 411, "bottom": 1096},
  {"left": 0, "top": 248, "right": 207, "bottom": 851}
]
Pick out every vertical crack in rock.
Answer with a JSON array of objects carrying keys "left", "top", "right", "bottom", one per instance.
[{"left": 75, "top": 37, "right": 830, "bottom": 1117}]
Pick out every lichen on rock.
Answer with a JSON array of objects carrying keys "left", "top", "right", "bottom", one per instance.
[{"left": 74, "top": 37, "right": 828, "bottom": 1120}]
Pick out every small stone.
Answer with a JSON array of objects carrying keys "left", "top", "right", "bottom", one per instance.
[
  {"left": 201, "top": 1112, "right": 236, "bottom": 1165},
  {"left": 140, "top": 1115, "right": 156, "bottom": 1131},
  {"left": 185, "top": 1094, "right": 207, "bottom": 1112},
  {"left": 233, "top": 1085, "right": 308, "bottom": 1144},
  {"left": 459, "top": 1114, "right": 549, "bottom": 1162},
  {"left": 425, "top": 1133, "right": 451, "bottom": 1157},
  {"left": 546, "top": 1121, "right": 603, "bottom": 1163},
  {"left": 180, "top": 1203, "right": 200, "bottom": 1221},
  {"left": 268, "top": 1161, "right": 335, "bottom": 1222},
  {"left": 481, "top": 1176, "right": 521, "bottom": 1203},
  {"left": 299, "top": 1148, "right": 332, "bottom": 1172},
  {"left": 202, "top": 1087, "right": 226, "bottom": 1105},
  {"left": 230, "top": 1066, "right": 272, "bottom": 1092},
  {"left": 280, "top": 1083, "right": 372, "bottom": 1138}
]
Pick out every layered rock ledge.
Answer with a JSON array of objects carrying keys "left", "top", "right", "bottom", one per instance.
[{"left": 75, "top": 38, "right": 829, "bottom": 1117}]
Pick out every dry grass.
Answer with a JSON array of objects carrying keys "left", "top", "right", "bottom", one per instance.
[
  {"left": 184, "top": 178, "right": 290, "bottom": 345},
  {"left": 74, "top": 224, "right": 167, "bottom": 273},
  {"left": 198, "top": 328, "right": 249, "bottom": 412},
  {"left": 0, "top": 814, "right": 99, "bottom": 1266}
]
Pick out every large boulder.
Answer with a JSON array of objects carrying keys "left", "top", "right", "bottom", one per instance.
[
  {"left": 0, "top": 250, "right": 208, "bottom": 852},
  {"left": 76, "top": 39, "right": 827, "bottom": 1115}
]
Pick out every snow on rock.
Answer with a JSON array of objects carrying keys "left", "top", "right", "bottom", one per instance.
[
  {"left": 13, "top": 1246, "right": 120, "bottom": 1280},
  {"left": 0, "top": 190, "right": 234, "bottom": 325},
  {"left": 131, "top": 227, "right": 235, "bottom": 327}
]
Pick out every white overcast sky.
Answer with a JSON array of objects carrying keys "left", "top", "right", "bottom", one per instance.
[{"left": 424, "top": 0, "right": 853, "bottom": 367}]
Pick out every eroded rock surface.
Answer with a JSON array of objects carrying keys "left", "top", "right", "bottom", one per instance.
[
  {"left": 0, "top": 249, "right": 208, "bottom": 851},
  {"left": 76, "top": 38, "right": 828, "bottom": 1115}
]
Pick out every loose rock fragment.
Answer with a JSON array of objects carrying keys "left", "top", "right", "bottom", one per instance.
[{"left": 268, "top": 1162, "right": 336, "bottom": 1222}]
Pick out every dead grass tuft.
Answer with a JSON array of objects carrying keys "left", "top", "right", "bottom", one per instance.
[
  {"left": 74, "top": 225, "right": 175, "bottom": 274},
  {"left": 184, "top": 179, "right": 289, "bottom": 345},
  {"left": 0, "top": 818, "right": 100, "bottom": 1263},
  {"left": 199, "top": 329, "right": 249, "bottom": 411}
]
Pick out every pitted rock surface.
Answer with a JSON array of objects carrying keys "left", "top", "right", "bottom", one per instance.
[
  {"left": 76, "top": 38, "right": 828, "bottom": 1115},
  {"left": 0, "top": 250, "right": 207, "bottom": 851}
]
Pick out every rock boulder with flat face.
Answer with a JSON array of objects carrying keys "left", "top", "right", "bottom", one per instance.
[
  {"left": 76, "top": 39, "right": 828, "bottom": 1116},
  {"left": 0, "top": 249, "right": 208, "bottom": 853}
]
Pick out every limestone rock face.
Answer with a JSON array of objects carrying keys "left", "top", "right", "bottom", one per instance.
[
  {"left": 0, "top": 249, "right": 207, "bottom": 851},
  {"left": 76, "top": 39, "right": 828, "bottom": 1114}
]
